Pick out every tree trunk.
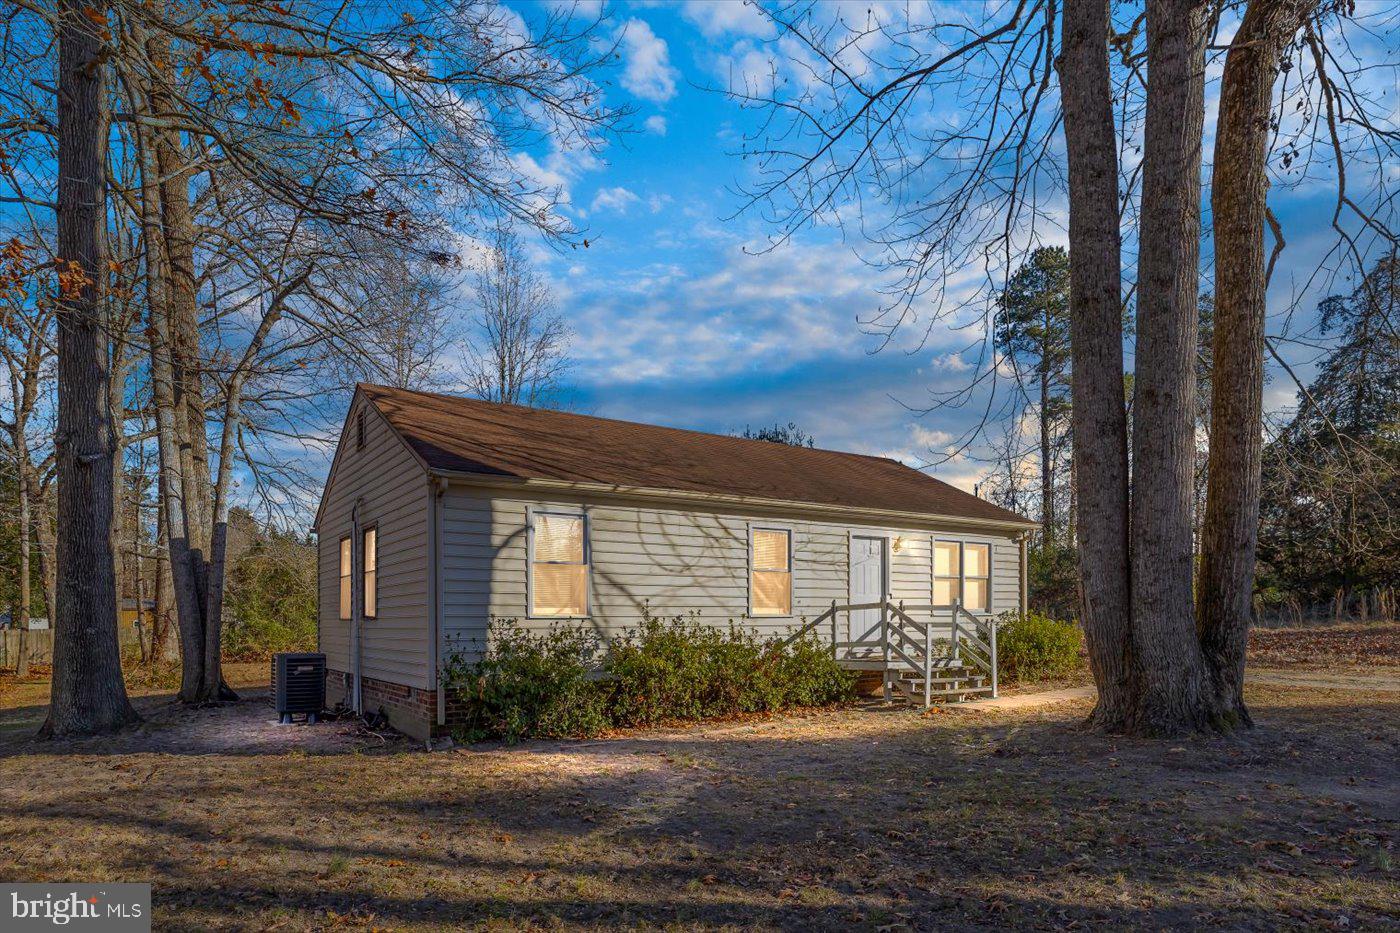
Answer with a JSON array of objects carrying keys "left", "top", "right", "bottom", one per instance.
[
  {"left": 17, "top": 457, "right": 31, "bottom": 677},
  {"left": 1199, "top": 0, "right": 1318, "bottom": 727},
  {"left": 35, "top": 488, "right": 57, "bottom": 637},
  {"left": 151, "top": 487, "right": 171, "bottom": 664},
  {"left": 130, "top": 104, "right": 211, "bottom": 703},
  {"left": 1127, "top": 0, "right": 1217, "bottom": 735},
  {"left": 41, "top": 0, "right": 140, "bottom": 736},
  {"left": 141, "top": 38, "right": 234, "bottom": 701},
  {"left": 1057, "top": 0, "right": 1135, "bottom": 731},
  {"left": 1040, "top": 360, "right": 1054, "bottom": 547}
]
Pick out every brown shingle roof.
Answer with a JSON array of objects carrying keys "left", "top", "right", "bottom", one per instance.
[{"left": 360, "top": 384, "right": 1032, "bottom": 527}]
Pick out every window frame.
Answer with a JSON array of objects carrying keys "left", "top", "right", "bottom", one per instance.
[
  {"left": 748, "top": 524, "right": 794, "bottom": 619},
  {"left": 526, "top": 507, "right": 591, "bottom": 620},
  {"left": 338, "top": 535, "right": 352, "bottom": 621},
  {"left": 962, "top": 541, "right": 992, "bottom": 613},
  {"left": 933, "top": 539, "right": 962, "bottom": 609},
  {"left": 361, "top": 524, "right": 378, "bottom": 620},
  {"left": 355, "top": 409, "right": 367, "bottom": 450},
  {"left": 933, "top": 538, "right": 994, "bottom": 613}
]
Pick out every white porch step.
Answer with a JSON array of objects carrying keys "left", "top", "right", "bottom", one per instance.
[{"left": 890, "top": 680, "right": 993, "bottom": 702}]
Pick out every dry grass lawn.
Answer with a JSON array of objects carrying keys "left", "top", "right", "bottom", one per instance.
[
  {"left": 0, "top": 626, "right": 1396, "bottom": 930},
  {"left": 0, "top": 676, "right": 1396, "bottom": 930}
]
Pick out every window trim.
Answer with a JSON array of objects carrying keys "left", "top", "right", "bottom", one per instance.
[
  {"left": 748, "top": 524, "right": 794, "bottom": 619},
  {"left": 962, "top": 540, "right": 992, "bottom": 613},
  {"left": 526, "top": 507, "right": 591, "bottom": 620},
  {"left": 361, "top": 524, "right": 378, "bottom": 620},
  {"left": 933, "top": 538, "right": 994, "bottom": 613},
  {"left": 338, "top": 535, "right": 352, "bottom": 621}
]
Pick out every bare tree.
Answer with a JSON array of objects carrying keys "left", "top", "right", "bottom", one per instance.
[
  {"left": 42, "top": 0, "right": 139, "bottom": 736},
  {"left": 0, "top": 240, "right": 56, "bottom": 678},
  {"left": 1199, "top": 0, "right": 1321, "bottom": 729},
  {"left": 465, "top": 228, "right": 571, "bottom": 408},
  {"left": 1057, "top": 0, "right": 1135, "bottom": 731},
  {"left": 1128, "top": 0, "right": 1214, "bottom": 734},
  {"left": 730, "top": 0, "right": 1396, "bottom": 735}
]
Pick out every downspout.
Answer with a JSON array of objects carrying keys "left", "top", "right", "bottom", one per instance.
[
  {"left": 1019, "top": 532, "right": 1029, "bottom": 616},
  {"left": 429, "top": 476, "right": 447, "bottom": 728},
  {"left": 351, "top": 498, "right": 363, "bottom": 714}
]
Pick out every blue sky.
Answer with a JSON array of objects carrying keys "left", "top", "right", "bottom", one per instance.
[
  {"left": 468, "top": 0, "right": 1393, "bottom": 498},
  {"left": 491, "top": 1, "right": 1021, "bottom": 491}
]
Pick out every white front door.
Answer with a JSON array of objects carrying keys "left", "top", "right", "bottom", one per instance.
[{"left": 849, "top": 536, "right": 887, "bottom": 648}]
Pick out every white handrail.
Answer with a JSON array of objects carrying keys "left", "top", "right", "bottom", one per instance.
[{"left": 778, "top": 598, "right": 999, "bottom": 704}]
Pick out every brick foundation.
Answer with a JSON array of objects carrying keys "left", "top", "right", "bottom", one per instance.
[{"left": 326, "top": 669, "right": 460, "bottom": 741}]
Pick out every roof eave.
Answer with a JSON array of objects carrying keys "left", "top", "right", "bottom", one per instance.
[{"left": 428, "top": 467, "right": 1038, "bottom": 533}]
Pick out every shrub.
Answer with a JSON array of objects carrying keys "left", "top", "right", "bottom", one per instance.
[
  {"left": 442, "top": 612, "right": 857, "bottom": 742},
  {"left": 441, "top": 622, "right": 610, "bottom": 743},
  {"left": 223, "top": 537, "right": 317, "bottom": 661},
  {"left": 996, "top": 611, "right": 1083, "bottom": 683}
]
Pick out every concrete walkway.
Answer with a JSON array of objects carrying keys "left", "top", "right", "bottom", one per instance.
[
  {"left": 950, "top": 668, "right": 1400, "bottom": 712},
  {"left": 949, "top": 685, "right": 1095, "bottom": 711}
]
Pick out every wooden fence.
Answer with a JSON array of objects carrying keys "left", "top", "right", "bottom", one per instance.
[{"left": 1, "top": 628, "right": 144, "bottom": 668}]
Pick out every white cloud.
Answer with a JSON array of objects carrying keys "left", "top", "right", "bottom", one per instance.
[
  {"left": 681, "top": 0, "right": 772, "bottom": 38},
  {"left": 619, "top": 18, "right": 679, "bottom": 103},
  {"left": 589, "top": 186, "right": 642, "bottom": 214},
  {"left": 911, "top": 426, "right": 954, "bottom": 449},
  {"left": 509, "top": 141, "right": 603, "bottom": 208},
  {"left": 644, "top": 114, "right": 668, "bottom": 136}
]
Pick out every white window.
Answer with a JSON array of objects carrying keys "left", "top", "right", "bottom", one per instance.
[
  {"left": 934, "top": 540, "right": 991, "bottom": 612},
  {"left": 362, "top": 526, "right": 378, "bottom": 619},
  {"left": 530, "top": 511, "right": 589, "bottom": 617},
  {"left": 934, "top": 540, "right": 960, "bottom": 607},
  {"left": 338, "top": 536, "right": 352, "bottom": 620},
  {"left": 963, "top": 543, "right": 990, "bottom": 612},
  {"left": 750, "top": 528, "right": 792, "bottom": 616}
]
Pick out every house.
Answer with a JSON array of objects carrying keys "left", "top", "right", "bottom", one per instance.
[{"left": 314, "top": 384, "right": 1036, "bottom": 739}]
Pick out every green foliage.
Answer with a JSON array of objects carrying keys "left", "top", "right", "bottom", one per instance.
[
  {"left": 442, "top": 623, "right": 610, "bottom": 743},
  {"left": 441, "top": 612, "right": 857, "bottom": 742},
  {"left": 997, "top": 611, "right": 1082, "bottom": 683},
  {"left": 1258, "top": 256, "right": 1400, "bottom": 610},
  {"left": 606, "top": 615, "right": 853, "bottom": 728},
  {"left": 1027, "top": 543, "right": 1078, "bottom": 621},
  {"left": 223, "top": 531, "right": 317, "bottom": 661}
]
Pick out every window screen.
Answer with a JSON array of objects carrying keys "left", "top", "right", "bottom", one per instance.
[
  {"left": 362, "top": 527, "right": 378, "bottom": 619},
  {"left": 751, "top": 528, "right": 792, "bottom": 616},
  {"left": 338, "top": 537, "right": 352, "bottom": 620},
  {"left": 531, "top": 512, "right": 588, "bottom": 617}
]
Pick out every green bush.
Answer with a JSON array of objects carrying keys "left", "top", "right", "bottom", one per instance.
[
  {"left": 442, "top": 622, "right": 611, "bottom": 743},
  {"left": 223, "top": 536, "right": 317, "bottom": 661},
  {"left": 441, "top": 612, "right": 857, "bottom": 742},
  {"left": 996, "top": 610, "right": 1083, "bottom": 683}
]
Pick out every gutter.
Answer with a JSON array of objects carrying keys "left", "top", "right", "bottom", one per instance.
[
  {"left": 350, "top": 498, "right": 363, "bottom": 715},
  {"left": 424, "top": 469, "right": 1039, "bottom": 533},
  {"left": 428, "top": 476, "right": 447, "bottom": 728},
  {"left": 1019, "top": 532, "right": 1029, "bottom": 615}
]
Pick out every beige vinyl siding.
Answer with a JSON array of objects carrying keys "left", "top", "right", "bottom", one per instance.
[
  {"left": 439, "top": 483, "right": 1024, "bottom": 657},
  {"left": 993, "top": 538, "right": 1022, "bottom": 611},
  {"left": 317, "top": 397, "right": 431, "bottom": 688}
]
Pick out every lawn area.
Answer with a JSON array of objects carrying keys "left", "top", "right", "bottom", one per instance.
[{"left": 0, "top": 659, "right": 1395, "bottom": 929}]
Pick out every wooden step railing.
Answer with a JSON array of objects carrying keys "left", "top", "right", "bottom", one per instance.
[{"left": 779, "top": 598, "right": 1000, "bottom": 705}]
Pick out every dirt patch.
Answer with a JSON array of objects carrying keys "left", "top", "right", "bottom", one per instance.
[
  {"left": 0, "top": 683, "right": 1394, "bottom": 930},
  {"left": 0, "top": 662, "right": 271, "bottom": 744}
]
